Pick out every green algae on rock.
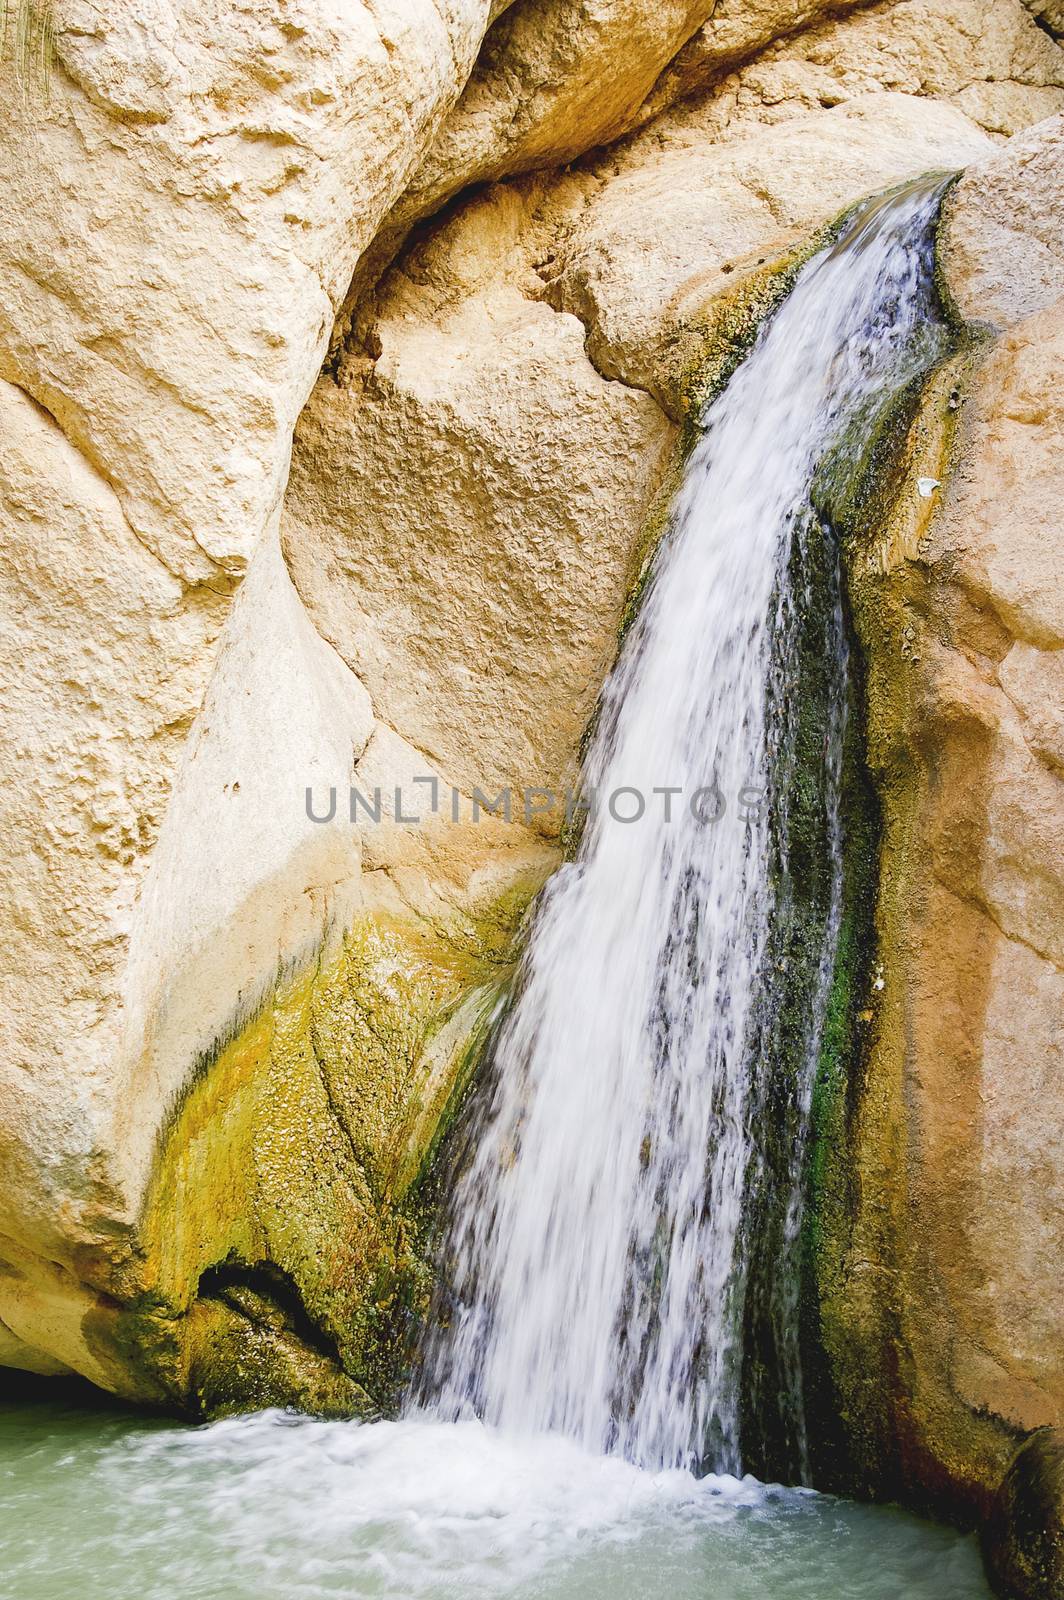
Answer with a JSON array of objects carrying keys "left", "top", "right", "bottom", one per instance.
[
  {"left": 983, "top": 1428, "right": 1064, "bottom": 1600},
  {"left": 83, "top": 900, "right": 533, "bottom": 1421}
]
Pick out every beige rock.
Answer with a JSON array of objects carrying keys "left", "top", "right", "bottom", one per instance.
[
  {"left": 0, "top": 386, "right": 555, "bottom": 1394},
  {"left": 635, "top": 0, "right": 874, "bottom": 120},
  {"left": 350, "top": 0, "right": 1055, "bottom": 304},
  {"left": 402, "top": 0, "right": 718, "bottom": 196},
  {"left": 999, "top": 641, "right": 1064, "bottom": 772},
  {"left": 942, "top": 112, "right": 1064, "bottom": 327},
  {"left": 0, "top": 0, "right": 496, "bottom": 584},
  {"left": 1024, "top": 0, "right": 1064, "bottom": 39},
  {"left": 286, "top": 94, "right": 991, "bottom": 818},
  {"left": 0, "top": 376, "right": 225, "bottom": 1274},
  {"left": 939, "top": 306, "right": 1064, "bottom": 648},
  {"left": 285, "top": 195, "right": 676, "bottom": 808},
  {"left": 0, "top": 0, "right": 508, "bottom": 1392},
  {"left": 339, "top": 0, "right": 723, "bottom": 311},
  {"left": 548, "top": 93, "right": 993, "bottom": 414},
  {"left": 645, "top": 0, "right": 1064, "bottom": 142},
  {"left": 967, "top": 935, "right": 1064, "bottom": 1417},
  {"left": 825, "top": 129, "right": 1064, "bottom": 1521}
]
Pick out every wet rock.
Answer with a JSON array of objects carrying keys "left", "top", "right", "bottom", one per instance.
[{"left": 984, "top": 1429, "right": 1064, "bottom": 1600}]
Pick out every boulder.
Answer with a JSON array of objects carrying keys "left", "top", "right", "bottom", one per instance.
[
  {"left": 942, "top": 112, "right": 1064, "bottom": 328},
  {"left": 984, "top": 1429, "right": 1064, "bottom": 1600}
]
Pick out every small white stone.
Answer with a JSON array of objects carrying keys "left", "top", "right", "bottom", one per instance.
[{"left": 917, "top": 476, "right": 941, "bottom": 498}]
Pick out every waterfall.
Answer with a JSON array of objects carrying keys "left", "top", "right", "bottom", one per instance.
[{"left": 416, "top": 177, "right": 950, "bottom": 1477}]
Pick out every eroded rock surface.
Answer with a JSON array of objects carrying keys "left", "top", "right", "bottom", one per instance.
[
  {"left": 807, "top": 115, "right": 1064, "bottom": 1568},
  {"left": 942, "top": 111, "right": 1064, "bottom": 326},
  {"left": 285, "top": 205, "right": 676, "bottom": 808},
  {"left": 0, "top": 0, "right": 1061, "bottom": 1491},
  {"left": 545, "top": 92, "right": 991, "bottom": 416},
  {"left": 0, "top": 0, "right": 527, "bottom": 1406},
  {"left": 1024, "top": 0, "right": 1064, "bottom": 41},
  {"left": 2, "top": 0, "right": 497, "bottom": 584},
  {"left": 641, "top": 0, "right": 1064, "bottom": 137},
  {"left": 984, "top": 1429, "right": 1064, "bottom": 1600}
]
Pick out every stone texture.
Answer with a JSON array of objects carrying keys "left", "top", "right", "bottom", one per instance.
[
  {"left": 942, "top": 112, "right": 1064, "bottom": 327},
  {"left": 816, "top": 116, "right": 1064, "bottom": 1542},
  {"left": 285, "top": 192, "right": 676, "bottom": 810},
  {"left": 641, "top": 0, "right": 1064, "bottom": 139},
  {"left": 546, "top": 93, "right": 992, "bottom": 416},
  {"left": 336, "top": 0, "right": 728, "bottom": 314},
  {"left": 0, "top": 0, "right": 497, "bottom": 585},
  {"left": 999, "top": 642, "right": 1064, "bottom": 772},
  {"left": 984, "top": 1428, "right": 1064, "bottom": 1600},
  {"left": 348, "top": 0, "right": 1062, "bottom": 316},
  {"left": 0, "top": 0, "right": 509, "bottom": 1397},
  {"left": 634, "top": 0, "right": 874, "bottom": 107},
  {"left": 1024, "top": 0, "right": 1064, "bottom": 40},
  {"left": 937, "top": 304, "right": 1064, "bottom": 653},
  {"left": 0, "top": 0, "right": 1062, "bottom": 1470},
  {"left": 393, "top": 0, "right": 720, "bottom": 210},
  {"left": 0, "top": 376, "right": 226, "bottom": 1329}
]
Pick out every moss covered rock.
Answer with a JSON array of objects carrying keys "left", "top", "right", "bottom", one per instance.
[
  {"left": 984, "top": 1429, "right": 1064, "bottom": 1600},
  {"left": 799, "top": 127, "right": 1064, "bottom": 1545},
  {"left": 83, "top": 904, "right": 527, "bottom": 1419}
]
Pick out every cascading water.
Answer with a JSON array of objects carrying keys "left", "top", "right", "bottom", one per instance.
[
  {"left": 418, "top": 176, "right": 951, "bottom": 1477},
  {"left": 0, "top": 174, "right": 996, "bottom": 1600}
]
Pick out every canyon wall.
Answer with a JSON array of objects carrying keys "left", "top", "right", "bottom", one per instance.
[
  {"left": 803, "top": 113, "right": 1064, "bottom": 1590},
  {"left": 800, "top": 118, "right": 1056, "bottom": 1593},
  {"left": 0, "top": 2, "right": 1061, "bottom": 1587}
]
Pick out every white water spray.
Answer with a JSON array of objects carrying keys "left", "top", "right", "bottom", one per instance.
[{"left": 419, "top": 178, "right": 949, "bottom": 1476}]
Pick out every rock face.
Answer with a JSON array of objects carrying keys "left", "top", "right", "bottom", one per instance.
[
  {"left": 0, "top": 10, "right": 1061, "bottom": 1575},
  {"left": 0, "top": 0, "right": 545, "bottom": 1405},
  {"left": 285, "top": 207, "right": 676, "bottom": 810},
  {"left": 984, "top": 1429, "right": 1064, "bottom": 1600},
  {"left": 803, "top": 111, "right": 1064, "bottom": 1590},
  {"left": 1024, "top": 1, "right": 1064, "bottom": 41},
  {"left": 544, "top": 92, "right": 993, "bottom": 416},
  {"left": 642, "top": 0, "right": 1064, "bottom": 138},
  {"left": 942, "top": 113, "right": 1064, "bottom": 327},
  {"left": 285, "top": 91, "right": 994, "bottom": 812},
  {"left": 1, "top": 0, "right": 498, "bottom": 585}
]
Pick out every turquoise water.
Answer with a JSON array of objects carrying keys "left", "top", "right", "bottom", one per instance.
[{"left": 0, "top": 1392, "right": 991, "bottom": 1600}]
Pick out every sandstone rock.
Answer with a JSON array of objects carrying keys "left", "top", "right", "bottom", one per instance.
[
  {"left": 0, "top": 0, "right": 514, "bottom": 1398},
  {"left": 942, "top": 113, "right": 1064, "bottom": 328},
  {"left": 395, "top": 0, "right": 719, "bottom": 208},
  {"left": 285, "top": 194, "right": 676, "bottom": 808},
  {"left": 629, "top": 0, "right": 873, "bottom": 117},
  {"left": 812, "top": 143, "right": 1064, "bottom": 1519},
  {"left": 999, "top": 642, "right": 1064, "bottom": 772},
  {"left": 0, "top": 0, "right": 496, "bottom": 585},
  {"left": 642, "top": 0, "right": 1064, "bottom": 140},
  {"left": 0, "top": 376, "right": 225, "bottom": 1301},
  {"left": 547, "top": 94, "right": 992, "bottom": 416},
  {"left": 1024, "top": 0, "right": 1064, "bottom": 40},
  {"left": 938, "top": 304, "right": 1064, "bottom": 649},
  {"left": 286, "top": 92, "right": 993, "bottom": 830},
  {"left": 340, "top": 0, "right": 722, "bottom": 310},
  {"left": 984, "top": 1429, "right": 1064, "bottom": 1600},
  {"left": 0, "top": 445, "right": 555, "bottom": 1400}
]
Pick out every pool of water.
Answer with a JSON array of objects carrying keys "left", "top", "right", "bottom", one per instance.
[{"left": 0, "top": 1395, "right": 991, "bottom": 1600}]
